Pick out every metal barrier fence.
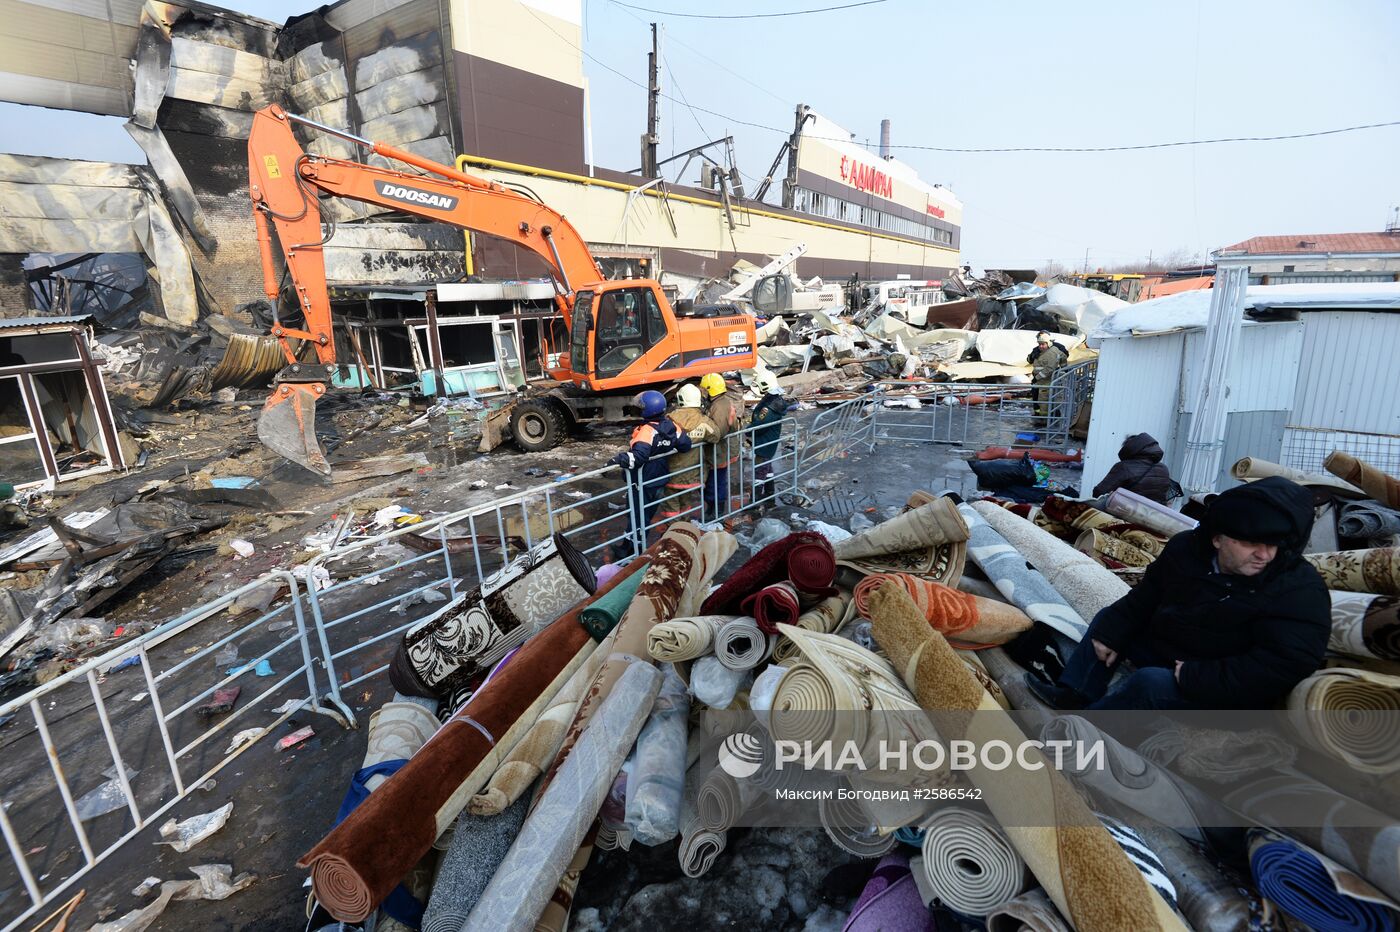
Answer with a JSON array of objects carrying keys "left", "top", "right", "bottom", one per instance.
[
  {"left": 0, "top": 392, "right": 881, "bottom": 930},
  {"left": 869, "top": 359, "right": 1096, "bottom": 452}
]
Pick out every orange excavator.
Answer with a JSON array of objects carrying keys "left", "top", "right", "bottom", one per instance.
[{"left": 247, "top": 104, "right": 756, "bottom": 475}]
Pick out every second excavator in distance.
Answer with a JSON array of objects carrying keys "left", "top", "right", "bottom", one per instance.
[{"left": 246, "top": 104, "right": 756, "bottom": 476}]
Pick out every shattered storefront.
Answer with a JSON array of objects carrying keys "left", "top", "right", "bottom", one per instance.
[{"left": 0, "top": 316, "right": 127, "bottom": 490}]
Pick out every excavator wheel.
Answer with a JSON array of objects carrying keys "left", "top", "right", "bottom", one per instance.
[{"left": 510, "top": 398, "right": 568, "bottom": 453}]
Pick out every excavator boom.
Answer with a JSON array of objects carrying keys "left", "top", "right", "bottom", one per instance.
[{"left": 248, "top": 104, "right": 754, "bottom": 474}]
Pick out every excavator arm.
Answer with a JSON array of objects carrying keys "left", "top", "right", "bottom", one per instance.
[{"left": 247, "top": 104, "right": 603, "bottom": 473}]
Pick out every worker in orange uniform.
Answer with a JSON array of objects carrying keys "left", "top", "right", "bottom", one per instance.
[
  {"left": 700, "top": 373, "right": 745, "bottom": 520},
  {"left": 611, "top": 389, "right": 692, "bottom": 542},
  {"left": 665, "top": 383, "right": 717, "bottom": 521}
]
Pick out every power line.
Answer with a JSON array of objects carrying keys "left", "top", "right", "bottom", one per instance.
[{"left": 612, "top": 0, "right": 887, "bottom": 19}]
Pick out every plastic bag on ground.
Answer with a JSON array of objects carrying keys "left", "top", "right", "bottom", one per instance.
[
  {"left": 749, "top": 517, "right": 790, "bottom": 552},
  {"left": 156, "top": 802, "right": 233, "bottom": 852},
  {"left": 75, "top": 765, "right": 137, "bottom": 820}
]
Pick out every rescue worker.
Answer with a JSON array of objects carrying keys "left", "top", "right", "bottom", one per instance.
[
  {"left": 748, "top": 372, "right": 791, "bottom": 503},
  {"left": 1029, "top": 332, "right": 1068, "bottom": 419},
  {"left": 610, "top": 390, "right": 692, "bottom": 541},
  {"left": 700, "top": 373, "right": 744, "bottom": 519},
  {"left": 664, "top": 384, "right": 717, "bottom": 520}
]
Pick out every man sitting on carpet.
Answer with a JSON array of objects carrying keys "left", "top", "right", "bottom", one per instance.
[{"left": 1026, "top": 476, "right": 1329, "bottom": 710}]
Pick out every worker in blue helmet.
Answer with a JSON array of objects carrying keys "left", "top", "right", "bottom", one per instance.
[{"left": 611, "top": 389, "right": 694, "bottom": 542}]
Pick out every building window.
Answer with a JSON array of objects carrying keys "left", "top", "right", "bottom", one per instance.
[
  {"left": 793, "top": 186, "right": 953, "bottom": 247},
  {"left": 1283, "top": 265, "right": 1295, "bottom": 272}
]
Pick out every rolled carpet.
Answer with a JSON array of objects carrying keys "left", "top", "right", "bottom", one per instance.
[
  {"left": 865, "top": 580, "right": 1187, "bottom": 932},
  {"left": 646, "top": 614, "right": 739, "bottom": 662},
  {"left": 1325, "top": 451, "right": 1400, "bottom": 509},
  {"left": 1136, "top": 723, "right": 1296, "bottom": 785},
  {"left": 419, "top": 796, "right": 529, "bottom": 932},
  {"left": 297, "top": 552, "right": 652, "bottom": 922},
  {"left": 674, "top": 528, "right": 739, "bottom": 618},
  {"left": 772, "top": 594, "right": 849, "bottom": 664},
  {"left": 460, "top": 661, "right": 662, "bottom": 932},
  {"left": 1328, "top": 591, "right": 1400, "bottom": 662},
  {"left": 1286, "top": 667, "right": 1400, "bottom": 774},
  {"left": 624, "top": 666, "right": 690, "bottom": 846},
  {"left": 702, "top": 531, "right": 838, "bottom": 615},
  {"left": 820, "top": 783, "right": 897, "bottom": 859},
  {"left": 971, "top": 500, "right": 1129, "bottom": 633},
  {"left": 834, "top": 497, "right": 970, "bottom": 562},
  {"left": 986, "top": 888, "right": 1073, "bottom": 932},
  {"left": 579, "top": 567, "right": 646, "bottom": 641},
  {"left": 842, "top": 851, "right": 932, "bottom": 932},
  {"left": 743, "top": 581, "right": 804, "bottom": 635},
  {"left": 1132, "top": 819, "right": 1257, "bottom": 932},
  {"left": 916, "top": 806, "right": 1031, "bottom": 917},
  {"left": 1103, "top": 487, "right": 1198, "bottom": 538},
  {"left": 359, "top": 702, "right": 441, "bottom": 793},
  {"left": 714, "top": 616, "right": 775, "bottom": 670},
  {"left": 678, "top": 788, "right": 727, "bottom": 878},
  {"left": 1248, "top": 828, "right": 1398, "bottom": 932},
  {"left": 1340, "top": 501, "right": 1400, "bottom": 540},
  {"left": 956, "top": 503, "right": 1087, "bottom": 642},
  {"left": 1073, "top": 528, "right": 1155, "bottom": 568},
  {"left": 1224, "top": 772, "right": 1400, "bottom": 902},
  {"left": 695, "top": 767, "right": 760, "bottom": 833},
  {"left": 853, "top": 573, "right": 1031, "bottom": 648},
  {"left": 1306, "top": 548, "right": 1400, "bottom": 596},
  {"left": 1232, "top": 456, "right": 1365, "bottom": 497}
]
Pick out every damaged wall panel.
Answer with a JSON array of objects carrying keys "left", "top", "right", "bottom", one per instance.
[{"left": 320, "top": 223, "right": 465, "bottom": 284}]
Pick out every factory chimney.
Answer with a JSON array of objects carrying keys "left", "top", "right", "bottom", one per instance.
[{"left": 879, "top": 119, "right": 891, "bottom": 160}]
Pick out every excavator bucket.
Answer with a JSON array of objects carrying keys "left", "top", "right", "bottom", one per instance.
[{"left": 258, "top": 383, "right": 331, "bottom": 476}]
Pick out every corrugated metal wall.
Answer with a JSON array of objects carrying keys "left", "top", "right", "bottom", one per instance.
[
  {"left": 1081, "top": 332, "right": 1186, "bottom": 493},
  {"left": 1291, "top": 310, "right": 1400, "bottom": 434}
]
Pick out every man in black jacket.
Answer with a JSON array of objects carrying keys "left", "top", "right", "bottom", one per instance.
[
  {"left": 1092, "top": 432, "right": 1175, "bottom": 503},
  {"left": 1026, "top": 476, "right": 1329, "bottom": 710}
]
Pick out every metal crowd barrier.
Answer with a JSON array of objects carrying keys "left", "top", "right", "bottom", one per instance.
[{"left": 0, "top": 392, "right": 882, "bottom": 929}]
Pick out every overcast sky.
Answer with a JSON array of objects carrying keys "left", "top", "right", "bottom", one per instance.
[{"left": 4, "top": 0, "right": 1397, "bottom": 269}]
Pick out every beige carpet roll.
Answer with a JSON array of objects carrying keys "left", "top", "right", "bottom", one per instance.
[
  {"left": 360, "top": 702, "right": 441, "bottom": 792},
  {"left": 1324, "top": 451, "right": 1400, "bottom": 509},
  {"left": 866, "top": 581, "right": 1187, "bottom": 932},
  {"left": 1073, "top": 529, "right": 1155, "bottom": 568},
  {"left": 986, "top": 888, "right": 1073, "bottom": 932},
  {"left": 834, "top": 496, "right": 970, "bottom": 560},
  {"left": 714, "top": 616, "right": 775, "bottom": 670},
  {"left": 918, "top": 806, "right": 1032, "bottom": 916},
  {"left": 1306, "top": 548, "right": 1400, "bottom": 595},
  {"left": 678, "top": 801, "right": 727, "bottom": 877},
  {"left": 772, "top": 594, "right": 848, "bottom": 664},
  {"left": 695, "top": 767, "right": 761, "bottom": 833},
  {"left": 819, "top": 782, "right": 897, "bottom": 858},
  {"left": 674, "top": 528, "right": 739, "bottom": 618},
  {"left": 1286, "top": 667, "right": 1400, "bottom": 774},
  {"left": 971, "top": 501, "right": 1131, "bottom": 623},
  {"left": 1328, "top": 590, "right": 1400, "bottom": 662},
  {"left": 646, "top": 615, "right": 738, "bottom": 662},
  {"left": 1232, "top": 456, "right": 1364, "bottom": 497}
]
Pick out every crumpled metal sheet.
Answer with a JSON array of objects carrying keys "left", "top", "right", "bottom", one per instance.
[
  {"left": 208, "top": 332, "right": 294, "bottom": 390},
  {"left": 0, "top": 155, "right": 199, "bottom": 326}
]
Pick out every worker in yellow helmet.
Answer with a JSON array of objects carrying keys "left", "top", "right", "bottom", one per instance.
[
  {"left": 699, "top": 373, "right": 744, "bottom": 519},
  {"left": 664, "top": 383, "right": 716, "bottom": 520}
]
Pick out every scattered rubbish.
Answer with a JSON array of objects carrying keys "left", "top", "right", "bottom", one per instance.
[
  {"left": 523, "top": 467, "right": 547, "bottom": 478},
  {"left": 494, "top": 483, "right": 514, "bottom": 491},
  {"left": 130, "top": 691, "right": 147, "bottom": 703},
  {"left": 213, "top": 387, "right": 239, "bottom": 403},
  {"left": 132, "top": 877, "right": 162, "bottom": 897},
  {"left": 209, "top": 476, "right": 257, "bottom": 489},
  {"left": 803, "top": 519, "right": 853, "bottom": 544},
  {"left": 331, "top": 452, "right": 430, "bottom": 484},
  {"left": 199, "top": 779, "right": 217, "bottom": 792},
  {"left": 292, "top": 564, "right": 331, "bottom": 592},
  {"left": 271, "top": 698, "right": 307, "bottom": 715},
  {"left": 226, "top": 659, "right": 274, "bottom": 678},
  {"left": 267, "top": 619, "right": 295, "bottom": 633},
  {"left": 75, "top": 766, "right": 138, "bottom": 821},
  {"left": 89, "top": 864, "right": 256, "bottom": 932},
  {"left": 228, "top": 538, "right": 255, "bottom": 559},
  {"left": 391, "top": 586, "right": 449, "bottom": 614},
  {"left": 848, "top": 511, "right": 875, "bottom": 532},
  {"left": 157, "top": 802, "right": 233, "bottom": 852},
  {"left": 470, "top": 480, "right": 488, "bottom": 489},
  {"left": 749, "top": 517, "right": 791, "bottom": 552},
  {"left": 195, "top": 686, "right": 241, "bottom": 718},
  {"left": 224, "top": 728, "right": 265, "bottom": 755},
  {"left": 373, "top": 505, "right": 421, "bottom": 528},
  {"left": 276, "top": 726, "right": 315, "bottom": 750},
  {"left": 213, "top": 645, "right": 239, "bottom": 668}
]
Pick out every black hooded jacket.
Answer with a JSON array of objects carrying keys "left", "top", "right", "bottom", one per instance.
[
  {"left": 1089, "top": 477, "right": 1329, "bottom": 708},
  {"left": 1092, "top": 433, "right": 1174, "bottom": 503}
]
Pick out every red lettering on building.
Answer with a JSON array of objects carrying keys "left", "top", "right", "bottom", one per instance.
[
  {"left": 837, "top": 154, "right": 892, "bottom": 199},
  {"left": 925, "top": 202, "right": 946, "bottom": 219}
]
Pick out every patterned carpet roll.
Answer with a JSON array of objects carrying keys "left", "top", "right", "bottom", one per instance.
[
  {"left": 1248, "top": 828, "right": 1399, "bottom": 932},
  {"left": 971, "top": 500, "right": 1129, "bottom": 632},
  {"left": 1325, "top": 451, "right": 1400, "bottom": 509},
  {"left": 853, "top": 573, "right": 1031, "bottom": 648},
  {"left": 772, "top": 594, "right": 849, "bottom": 664},
  {"left": 865, "top": 580, "right": 1187, "bottom": 932},
  {"left": 1306, "top": 548, "right": 1400, "bottom": 596},
  {"left": 1073, "top": 528, "right": 1155, "bottom": 568},
  {"left": 1286, "top": 667, "right": 1400, "bottom": 774},
  {"left": 390, "top": 533, "right": 598, "bottom": 699},
  {"left": 624, "top": 666, "right": 689, "bottom": 846},
  {"left": 743, "top": 581, "right": 804, "bottom": 635},
  {"left": 460, "top": 661, "right": 662, "bottom": 932},
  {"left": 646, "top": 614, "right": 738, "bottom": 662},
  {"left": 419, "top": 796, "right": 529, "bottom": 932},
  {"left": 674, "top": 529, "right": 739, "bottom": 619},
  {"left": 1104, "top": 487, "right": 1199, "bottom": 538},
  {"left": 1137, "top": 723, "right": 1296, "bottom": 785},
  {"left": 833, "top": 496, "right": 970, "bottom": 562},
  {"left": 1099, "top": 815, "right": 1178, "bottom": 914},
  {"left": 1232, "top": 456, "right": 1365, "bottom": 497},
  {"left": 714, "top": 616, "right": 775, "bottom": 670},
  {"left": 917, "top": 807, "right": 1031, "bottom": 917},
  {"left": 702, "top": 531, "right": 837, "bottom": 615},
  {"left": 843, "top": 851, "right": 931, "bottom": 932},
  {"left": 1131, "top": 820, "right": 1257, "bottom": 932},
  {"left": 297, "top": 551, "right": 651, "bottom": 922},
  {"left": 1340, "top": 501, "right": 1400, "bottom": 540},
  {"left": 956, "top": 503, "right": 1087, "bottom": 642},
  {"left": 1328, "top": 591, "right": 1400, "bottom": 662},
  {"left": 985, "top": 888, "right": 1073, "bottom": 932},
  {"left": 579, "top": 569, "right": 646, "bottom": 641},
  {"left": 360, "top": 702, "right": 440, "bottom": 793}
]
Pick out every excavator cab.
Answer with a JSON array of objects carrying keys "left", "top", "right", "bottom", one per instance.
[{"left": 569, "top": 283, "right": 671, "bottom": 381}]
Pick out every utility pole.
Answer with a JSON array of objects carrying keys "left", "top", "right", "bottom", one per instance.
[
  {"left": 1082, "top": 248, "right": 1090, "bottom": 274},
  {"left": 641, "top": 23, "right": 661, "bottom": 178},
  {"left": 781, "top": 103, "right": 812, "bottom": 209}
]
